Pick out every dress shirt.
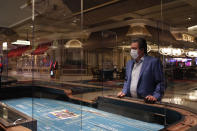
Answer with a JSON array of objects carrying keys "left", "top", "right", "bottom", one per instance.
[{"left": 130, "top": 57, "right": 144, "bottom": 97}]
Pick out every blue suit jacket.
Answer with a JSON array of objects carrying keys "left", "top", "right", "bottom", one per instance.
[{"left": 122, "top": 55, "right": 165, "bottom": 101}]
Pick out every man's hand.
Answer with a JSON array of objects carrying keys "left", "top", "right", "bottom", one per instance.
[
  {"left": 145, "top": 95, "right": 157, "bottom": 102},
  {"left": 117, "top": 91, "right": 125, "bottom": 98}
]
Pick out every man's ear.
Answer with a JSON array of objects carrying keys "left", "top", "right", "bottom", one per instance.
[
  {"left": 143, "top": 49, "right": 145, "bottom": 54},
  {"left": 139, "top": 48, "right": 144, "bottom": 55}
]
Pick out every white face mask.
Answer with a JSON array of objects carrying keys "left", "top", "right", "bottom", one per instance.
[{"left": 130, "top": 49, "right": 138, "bottom": 59}]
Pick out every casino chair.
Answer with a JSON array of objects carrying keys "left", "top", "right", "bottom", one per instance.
[
  {"left": 185, "top": 67, "right": 196, "bottom": 79},
  {"left": 91, "top": 68, "right": 101, "bottom": 81},
  {"left": 173, "top": 68, "right": 183, "bottom": 80},
  {"left": 115, "top": 69, "right": 122, "bottom": 80}
]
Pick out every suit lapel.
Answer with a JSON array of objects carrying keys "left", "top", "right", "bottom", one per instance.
[
  {"left": 139, "top": 56, "right": 148, "bottom": 80},
  {"left": 128, "top": 61, "right": 134, "bottom": 81}
]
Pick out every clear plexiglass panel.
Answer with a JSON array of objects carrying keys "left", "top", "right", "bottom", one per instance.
[{"left": 1, "top": 0, "right": 197, "bottom": 131}]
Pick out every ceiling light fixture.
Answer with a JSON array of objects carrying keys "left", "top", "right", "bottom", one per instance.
[
  {"left": 185, "top": 51, "right": 197, "bottom": 57},
  {"left": 11, "top": 40, "right": 30, "bottom": 45},
  {"left": 188, "top": 25, "right": 197, "bottom": 30},
  {"left": 3, "top": 42, "right": 8, "bottom": 50},
  {"left": 159, "top": 48, "right": 184, "bottom": 56},
  {"left": 187, "top": 17, "right": 192, "bottom": 21},
  {"left": 65, "top": 39, "right": 83, "bottom": 48},
  {"left": 126, "top": 24, "right": 151, "bottom": 37}
]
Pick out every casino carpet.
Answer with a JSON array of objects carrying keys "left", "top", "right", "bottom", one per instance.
[{"left": 2, "top": 98, "right": 163, "bottom": 131}]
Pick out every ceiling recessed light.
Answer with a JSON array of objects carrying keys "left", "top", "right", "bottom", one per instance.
[
  {"left": 72, "top": 20, "right": 77, "bottom": 23},
  {"left": 187, "top": 17, "right": 191, "bottom": 20}
]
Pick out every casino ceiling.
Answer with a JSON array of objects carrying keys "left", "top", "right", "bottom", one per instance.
[{"left": 0, "top": 0, "right": 197, "bottom": 47}]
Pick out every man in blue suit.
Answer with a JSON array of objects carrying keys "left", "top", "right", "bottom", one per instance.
[{"left": 117, "top": 38, "right": 165, "bottom": 102}]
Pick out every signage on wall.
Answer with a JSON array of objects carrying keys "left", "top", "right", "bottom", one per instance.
[{"left": 182, "top": 34, "right": 194, "bottom": 42}]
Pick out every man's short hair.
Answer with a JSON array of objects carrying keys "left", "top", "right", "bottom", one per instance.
[{"left": 131, "top": 38, "right": 147, "bottom": 55}]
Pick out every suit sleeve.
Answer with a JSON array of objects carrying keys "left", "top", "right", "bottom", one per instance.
[
  {"left": 153, "top": 59, "right": 165, "bottom": 100},
  {"left": 122, "top": 62, "right": 129, "bottom": 95}
]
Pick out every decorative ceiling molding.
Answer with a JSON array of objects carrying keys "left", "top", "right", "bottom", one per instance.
[
  {"left": 126, "top": 25, "right": 151, "bottom": 37},
  {"left": 85, "top": 19, "right": 170, "bottom": 33}
]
